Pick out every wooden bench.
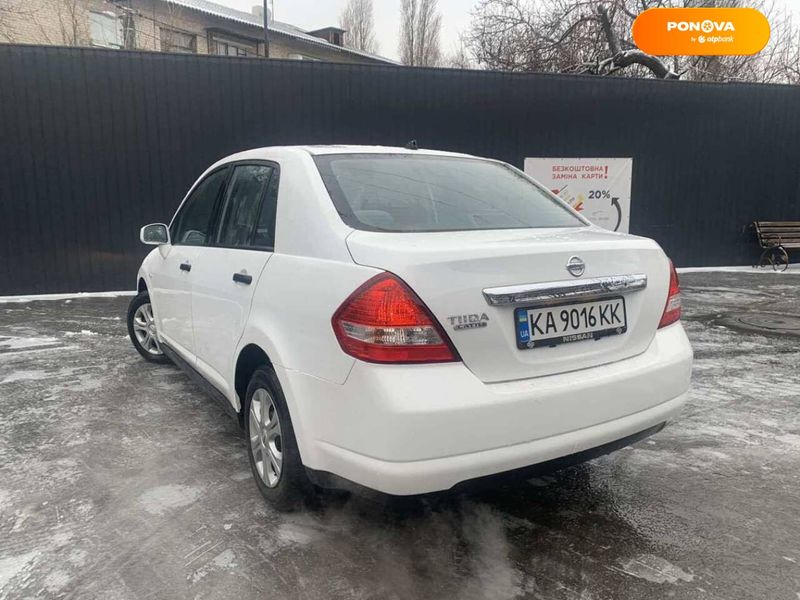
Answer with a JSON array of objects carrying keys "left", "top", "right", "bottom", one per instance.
[{"left": 752, "top": 221, "right": 800, "bottom": 271}]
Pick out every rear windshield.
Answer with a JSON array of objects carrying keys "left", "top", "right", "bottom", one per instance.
[{"left": 314, "top": 154, "right": 585, "bottom": 232}]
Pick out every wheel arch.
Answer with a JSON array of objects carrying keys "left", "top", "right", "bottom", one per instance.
[
  {"left": 137, "top": 277, "right": 148, "bottom": 293},
  {"left": 234, "top": 344, "right": 272, "bottom": 427}
]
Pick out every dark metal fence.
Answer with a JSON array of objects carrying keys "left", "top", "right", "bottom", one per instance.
[{"left": 1, "top": 44, "right": 798, "bottom": 295}]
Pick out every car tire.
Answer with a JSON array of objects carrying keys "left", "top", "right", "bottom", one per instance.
[
  {"left": 127, "top": 291, "right": 170, "bottom": 364},
  {"left": 245, "top": 366, "right": 310, "bottom": 511}
]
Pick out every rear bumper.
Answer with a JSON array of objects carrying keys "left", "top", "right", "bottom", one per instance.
[
  {"left": 308, "top": 421, "right": 668, "bottom": 496},
  {"left": 278, "top": 324, "right": 692, "bottom": 495}
]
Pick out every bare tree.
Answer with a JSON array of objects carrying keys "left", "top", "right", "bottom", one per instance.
[
  {"left": 340, "top": 0, "right": 378, "bottom": 54},
  {"left": 465, "top": 0, "right": 799, "bottom": 83},
  {"left": 55, "top": 0, "right": 85, "bottom": 46},
  {"left": 158, "top": 3, "right": 190, "bottom": 52},
  {"left": 749, "top": 7, "right": 800, "bottom": 85},
  {"left": 446, "top": 38, "right": 475, "bottom": 69},
  {"left": 781, "top": 20, "right": 800, "bottom": 84},
  {"left": 28, "top": 0, "right": 90, "bottom": 46},
  {"left": 399, "top": 0, "right": 417, "bottom": 64},
  {"left": 399, "top": 0, "right": 442, "bottom": 66},
  {"left": 0, "top": 0, "right": 30, "bottom": 42}
]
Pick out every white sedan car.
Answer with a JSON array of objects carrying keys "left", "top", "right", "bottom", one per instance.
[{"left": 129, "top": 145, "right": 692, "bottom": 510}]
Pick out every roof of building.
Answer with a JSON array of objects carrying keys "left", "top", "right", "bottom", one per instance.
[{"left": 163, "top": 0, "right": 398, "bottom": 64}]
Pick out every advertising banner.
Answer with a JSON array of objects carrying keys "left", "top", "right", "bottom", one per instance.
[{"left": 524, "top": 157, "right": 633, "bottom": 233}]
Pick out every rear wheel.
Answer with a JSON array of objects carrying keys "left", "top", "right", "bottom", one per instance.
[
  {"left": 771, "top": 246, "right": 790, "bottom": 272},
  {"left": 759, "top": 246, "right": 789, "bottom": 272},
  {"left": 245, "top": 366, "right": 310, "bottom": 511},
  {"left": 127, "top": 291, "right": 170, "bottom": 364}
]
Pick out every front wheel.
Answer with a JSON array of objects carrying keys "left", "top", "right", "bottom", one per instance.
[
  {"left": 245, "top": 366, "right": 311, "bottom": 511},
  {"left": 127, "top": 291, "right": 170, "bottom": 364}
]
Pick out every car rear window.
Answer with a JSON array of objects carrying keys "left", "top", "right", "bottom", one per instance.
[{"left": 314, "top": 154, "right": 585, "bottom": 232}]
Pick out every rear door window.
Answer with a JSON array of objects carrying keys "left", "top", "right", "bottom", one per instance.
[
  {"left": 252, "top": 169, "right": 279, "bottom": 249},
  {"left": 216, "top": 164, "right": 278, "bottom": 249},
  {"left": 314, "top": 154, "right": 585, "bottom": 232}
]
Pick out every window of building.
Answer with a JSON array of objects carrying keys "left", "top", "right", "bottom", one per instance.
[
  {"left": 122, "top": 12, "right": 136, "bottom": 50},
  {"left": 89, "top": 12, "right": 122, "bottom": 49},
  {"left": 160, "top": 28, "right": 197, "bottom": 54},
  {"left": 212, "top": 36, "right": 254, "bottom": 57}
]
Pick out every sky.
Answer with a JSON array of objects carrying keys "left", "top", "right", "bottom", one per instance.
[{"left": 217, "top": 0, "right": 800, "bottom": 62}]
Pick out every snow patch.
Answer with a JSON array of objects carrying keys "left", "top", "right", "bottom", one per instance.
[
  {"left": 0, "top": 290, "right": 136, "bottom": 303},
  {"left": 68, "top": 548, "right": 88, "bottom": 567},
  {"left": 688, "top": 448, "right": 732, "bottom": 461},
  {"left": 0, "top": 551, "right": 39, "bottom": 592},
  {"left": 678, "top": 265, "right": 800, "bottom": 274},
  {"left": 0, "top": 336, "right": 60, "bottom": 350},
  {"left": 699, "top": 425, "right": 755, "bottom": 443},
  {"left": 138, "top": 484, "right": 202, "bottom": 515},
  {"left": 276, "top": 522, "right": 314, "bottom": 546},
  {"left": 0, "top": 369, "right": 48, "bottom": 384},
  {"left": 617, "top": 554, "right": 694, "bottom": 584},
  {"left": 775, "top": 433, "right": 800, "bottom": 450},
  {"left": 43, "top": 568, "right": 71, "bottom": 593},
  {"left": 189, "top": 549, "right": 237, "bottom": 584},
  {"left": 63, "top": 330, "right": 100, "bottom": 337},
  {"left": 229, "top": 470, "right": 252, "bottom": 481}
]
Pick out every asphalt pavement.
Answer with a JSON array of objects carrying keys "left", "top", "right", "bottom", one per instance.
[{"left": 0, "top": 270, "right": 798, "bottom": 600}]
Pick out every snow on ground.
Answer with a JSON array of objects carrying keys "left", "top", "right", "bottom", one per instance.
[{"left": 0, "top": 274, "right": 798, "bottom": 599}]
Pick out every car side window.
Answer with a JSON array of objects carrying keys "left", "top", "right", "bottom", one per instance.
[
  {"left": 253, "top": 168, "right": 279, "bottom": 249},
  {"left": 171, "top": 168, "right": 228, "bottom": 246},
  {"left": 217, "top": 164, "right": 278, "bottom": 250}
]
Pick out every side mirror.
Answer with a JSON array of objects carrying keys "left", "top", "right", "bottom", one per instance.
[{"left": 140, "top": 223, "right": 170, "bottom": 246}]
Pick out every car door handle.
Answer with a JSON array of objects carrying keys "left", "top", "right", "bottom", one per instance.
[
  {"left": 233, "top": 272, "right": 252, "bottom": 285},
  {"left": 180, "top": 262, "right": 192, "bottom": 272}
]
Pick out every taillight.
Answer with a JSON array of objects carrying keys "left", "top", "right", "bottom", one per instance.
[
  {"left": 658, "top": 260, "right": 681, "bottom": 328},
  {"left": 332, "top": 273, "right": 460, "bottom": 364}
]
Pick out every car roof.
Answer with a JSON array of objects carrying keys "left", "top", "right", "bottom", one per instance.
[
  {"left": 221, "top": 145, "right": 476, "bottom": 161},
  {"left": 296, "top": 145, "right": 474, "bottom": 158}
]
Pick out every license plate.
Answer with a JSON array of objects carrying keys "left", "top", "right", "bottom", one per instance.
[{"left": 515, "top": 297, "right": 627, "bottom": 349}]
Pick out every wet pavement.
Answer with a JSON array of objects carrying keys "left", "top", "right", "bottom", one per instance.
[{"left": 1, "top": 271, "right": 799, "bottom": 600}]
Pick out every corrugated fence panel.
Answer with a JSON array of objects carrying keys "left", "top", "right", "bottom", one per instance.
[{"left": 1, "top": 45, "right": 799, "bottom": 295}]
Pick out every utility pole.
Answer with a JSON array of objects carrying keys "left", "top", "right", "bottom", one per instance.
[{"left": 263, "top": 0, "right": 270, "bottom": 58}]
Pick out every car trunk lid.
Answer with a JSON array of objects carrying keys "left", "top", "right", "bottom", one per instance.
[{"left": 345, "top": 226, "right": 670, "bottom": 383}]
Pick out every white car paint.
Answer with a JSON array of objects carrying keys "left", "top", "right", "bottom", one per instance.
[
  {"left": 346, "top": 226, "right": 670, "bottom": 382},
  {"left": 149, "top": 244, "right": 197, "bottom": 359},
  {"left": 191, "top": 246, "right": 272, "bottom": 396},
  {"left": 137, "top": 145, "right": 693, "bottom": 496}
]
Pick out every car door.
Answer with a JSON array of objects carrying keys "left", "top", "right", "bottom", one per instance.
[
  {"left": 191, "top": 162, "right": 279, "bottom": 396},
  {"left": 149, "top": 166, "right": 229, "bottom": 361}
]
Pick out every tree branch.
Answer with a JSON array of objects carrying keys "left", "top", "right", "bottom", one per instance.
[
  {"left": 596, "top": 3, "right": 678, "bottom": 79},
  {"left": 596, "top": 4, "right": 619, "bottom": 55}
]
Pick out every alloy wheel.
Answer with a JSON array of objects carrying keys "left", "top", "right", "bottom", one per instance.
[
  {"left": 249, "top": 388, "right": 283, "bottom": 488},
  {"left": 132, "top": 303, "right": 162, "bottom": 355}
]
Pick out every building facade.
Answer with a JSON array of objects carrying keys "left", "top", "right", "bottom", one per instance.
[{"left": 0, "top": 0, "right": 394, "bottom": 64}]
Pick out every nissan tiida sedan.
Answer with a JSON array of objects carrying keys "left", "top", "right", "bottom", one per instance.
[{"left": 128, "top": 146, "right": 692, "bottom": 510}]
